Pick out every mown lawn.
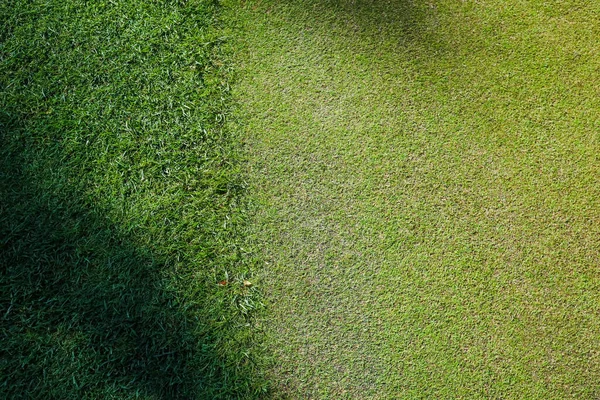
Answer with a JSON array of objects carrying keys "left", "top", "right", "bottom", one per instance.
[
  {"left": 1, "top": 0, "right": 266, "bottom": 398},
  {"left": 233, "top": 0, "right": 600, "bottom": 398}
]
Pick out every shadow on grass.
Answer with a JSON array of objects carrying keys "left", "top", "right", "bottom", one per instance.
[
  {"left": 0, "top": 124, "right": 259, "bottom": 399},
  {"left": 268, "top": 0, "right": 445, "bottom": 53},
  {"left": 0, "top": 0, "right": 267, "bottom": 397}
]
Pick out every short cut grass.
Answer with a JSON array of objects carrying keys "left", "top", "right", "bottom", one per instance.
[{"left": 233, "top": 0, "right": 600, "bottom": 398}]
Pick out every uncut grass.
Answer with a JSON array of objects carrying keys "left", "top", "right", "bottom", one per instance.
[
  {"left": 233, "top": 0, "right": 600, "bottom": 398},
  {"left": 1, "top": 0, "right": 266, "bottom": 398}
]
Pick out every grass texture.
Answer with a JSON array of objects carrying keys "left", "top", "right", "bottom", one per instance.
[
  {"left": 232, "top": 0, "right": 600, "bottom": 398},
  {"left": 0, "top": 0, "right": 266, "bottom": 398}
]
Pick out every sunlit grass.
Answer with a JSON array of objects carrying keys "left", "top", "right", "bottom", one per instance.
[{"left": 233, "top": 0, "right": 600, "bottom": 397}]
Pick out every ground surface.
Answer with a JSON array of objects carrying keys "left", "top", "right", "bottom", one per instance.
[
  {"left": 232, "top": 0, "right": 600, "bottom": 398},
  {"left": 3, "top": 0, "right": 600, "bottom": 398},
  {"left": 1, "top": 1, "right": 265, "bottom": 398}
]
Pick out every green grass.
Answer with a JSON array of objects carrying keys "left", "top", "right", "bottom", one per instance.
[
  {"left": 0, "top": 0, "right": 267, "bottom": 398},
  {"left": 3, "top": 0, "right": 600, "bottom": 397},
  {"left": 231, "top": 0, "right": 600, "bottom": 398}
]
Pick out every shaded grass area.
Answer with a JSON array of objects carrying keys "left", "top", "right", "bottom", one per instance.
[
  {"left": 233, "top": 0, "right": 600, "bottom": 398},
  {"left": 1, "top": 0, "right": 266, "bottom": 398}
]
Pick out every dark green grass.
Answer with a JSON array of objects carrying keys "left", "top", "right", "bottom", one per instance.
[{"left": 1, "top": 0, "right": 266, "bottom": 398}]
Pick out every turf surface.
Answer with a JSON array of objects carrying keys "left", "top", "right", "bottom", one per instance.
[
  {"left": 1, "top": 0, "right": 266, "bottom": 398},
  {"left": 232, "top": 0, "right": 600, "bottom": 397}
]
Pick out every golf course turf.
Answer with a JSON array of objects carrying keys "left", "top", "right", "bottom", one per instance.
[
  {"left": 232, "top": 0, "right": 600, "bottom": 397},
  {"left": 2, "top": 0, "right": 600, "bottom": 398}
]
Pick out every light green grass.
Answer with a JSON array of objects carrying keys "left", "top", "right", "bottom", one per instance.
[
  {"left": 231, "top": 0, "right": 600, "bottom": 397},
  {"left": 0, "top": 0, "right": 266, "bottom": 398}
]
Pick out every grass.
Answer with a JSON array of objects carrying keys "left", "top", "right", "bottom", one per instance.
[
  {"left": 0, "top": 0, "right": 267, "bottom": 398},
  {"left": 231, "top": 0, "right": 600, "bottom": 398},
  {"left": 3, "top": 0, "right": 599, "bottom": 397}
]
